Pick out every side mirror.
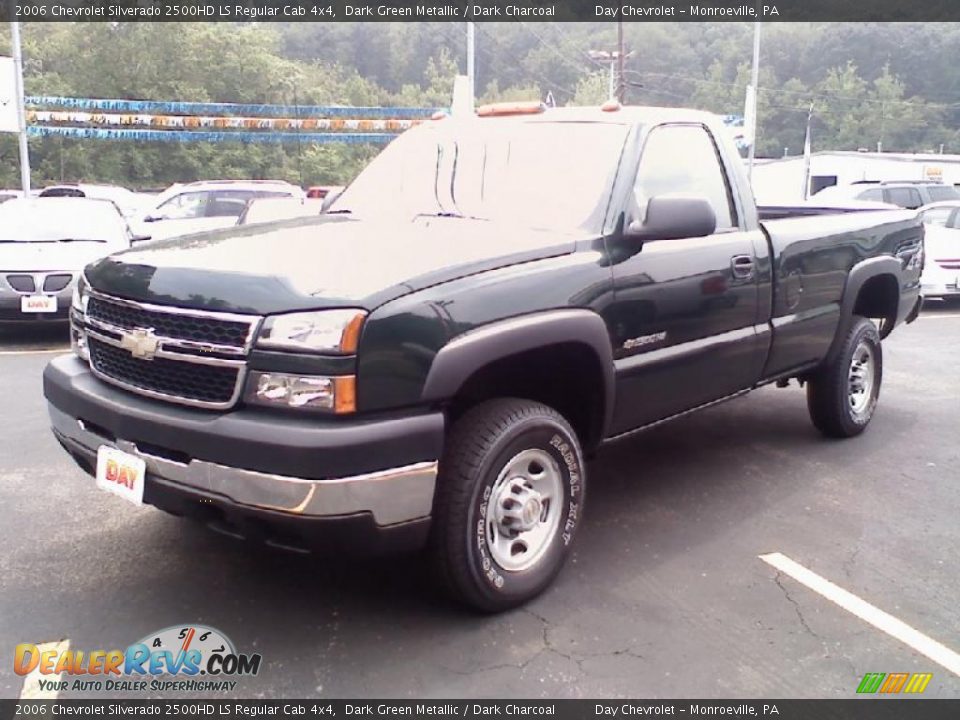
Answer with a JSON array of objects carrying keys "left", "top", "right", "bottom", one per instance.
[{"left": 626, "top": 195, "right": 717, "bottom": 242}]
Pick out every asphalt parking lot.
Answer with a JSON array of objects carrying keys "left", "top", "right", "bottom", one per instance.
[{"left": 1, "top": 306, "right": 958, "bottom": 700}]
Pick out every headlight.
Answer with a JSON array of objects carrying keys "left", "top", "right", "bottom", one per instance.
[
  {"left": 71, "top": 275, "right": 89, "bottom": 314},
  {"left": 70, "top": 276, "right": 90, "bottom": 361},
  {"left": 256, "top": 309, "right": 367, "bottom": 354},
  {"left": 245, "top": 371, "right": 356, "bottom": 413}
]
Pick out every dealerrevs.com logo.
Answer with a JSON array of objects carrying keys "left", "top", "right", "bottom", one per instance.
[{"left": 14, "top": 624, "right": 262, "bottom": 694}]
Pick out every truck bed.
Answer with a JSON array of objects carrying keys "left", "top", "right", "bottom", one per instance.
[
  {"left": 757, "top": 203, "right": 903, "bottom": 221},
  {"left": 758, "top": 207, "right": 924, "bottom": 379}
]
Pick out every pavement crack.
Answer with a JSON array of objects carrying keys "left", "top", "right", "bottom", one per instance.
[
  {"left": 520, "top": 608, "right": 644, "bottom": 674},
  {"left": 843, "top": 544, "right": 862, "bottom": 580},
  {"left": 435, "top": 609, "right": 649, "bottom": 680},
  {"left": 773, "top": 570, "right": 822, "bottom": 641}
]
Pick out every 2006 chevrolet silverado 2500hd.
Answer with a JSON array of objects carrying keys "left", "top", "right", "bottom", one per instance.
[{"left": 44, "top": 104, "right": 924, "bottom": 611}]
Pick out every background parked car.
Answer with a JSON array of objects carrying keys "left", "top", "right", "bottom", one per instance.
[
  {"left": 236, "top": 197, "right": 326, "bottom": 226},
  {"left": 305, "top": 185, "right": 345, "bottom": 200},
  {"left": 136, "top": 180, "right": 304, "bottom": 240},
  {"left": 0, "top": 197, "right": 136, "bottom": 323},
  {"left": 811, "top": 180, "right": 960, "bottom": 209},
  {"left": 39, "top": 183, "right": 146, "bottom": 219},
  {"left": 918, "top": 200, "right": 960, "bottom": 302}
]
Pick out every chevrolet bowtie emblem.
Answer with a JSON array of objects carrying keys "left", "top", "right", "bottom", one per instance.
[{"left": 120, "top": 328, "right": 160, "bottom": 360}]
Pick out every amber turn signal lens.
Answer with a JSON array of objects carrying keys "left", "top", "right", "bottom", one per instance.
[
  {"left": 334, "top": 376, "right": 357, "bottom": 414},
  {"left": 339, "top": 313, "right": 366, "bottom": 354}
]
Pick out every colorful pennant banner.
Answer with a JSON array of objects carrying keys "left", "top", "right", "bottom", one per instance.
[
  {"left": 25, "top": 96, "right": 440, "bottom": 119},
  {"left": 27, "top": 110, "right": 420, "bottom": 132}
]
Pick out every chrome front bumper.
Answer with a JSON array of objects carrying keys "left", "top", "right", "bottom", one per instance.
[{"left": 49, "top": 404, "right": 438, "bottom": 526}]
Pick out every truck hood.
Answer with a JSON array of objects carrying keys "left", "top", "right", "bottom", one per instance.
[
  {"left": 84, "top": 214, "right": 582, "bottom": 315},
  {"left": 1, "top": 240, "right": 124, "bottom": 273}
]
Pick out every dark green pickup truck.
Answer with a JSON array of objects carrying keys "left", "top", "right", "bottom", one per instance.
[{"left": 44, "top": 104, "right": 924, "bottom": 611}]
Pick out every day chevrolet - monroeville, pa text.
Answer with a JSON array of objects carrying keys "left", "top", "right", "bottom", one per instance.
[{"left": 43, "top": 103, "right": 924, "bottom": 611}]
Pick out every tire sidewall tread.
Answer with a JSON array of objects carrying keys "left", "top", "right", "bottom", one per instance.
[
  {"left": 430, "top": 398, "right": 585, "bottom": 612},
  {"left": 807, "top": 316, "right": 883, "bottom": 438}
]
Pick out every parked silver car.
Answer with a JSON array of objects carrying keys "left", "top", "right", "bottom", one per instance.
[{"left": 0, "top": 198, "right": 136, "bottom": 323}]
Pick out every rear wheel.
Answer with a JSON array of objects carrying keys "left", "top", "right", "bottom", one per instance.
[
  {"left": 430, "top": 399, "right": 585, "bottom": 612},
  {"left": 807, "top": 316, "right": 882, "bottom": 438}
]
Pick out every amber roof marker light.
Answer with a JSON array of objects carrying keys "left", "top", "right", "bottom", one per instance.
[{"left": 476, "top": 101, "right": 547, "bottom": 118}]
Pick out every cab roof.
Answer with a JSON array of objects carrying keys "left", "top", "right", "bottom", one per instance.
[{"left": 468, "top": 104, "right": 719, "bottom": 126}]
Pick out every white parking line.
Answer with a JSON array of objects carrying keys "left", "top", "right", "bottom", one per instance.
[
  {"left": 760, "top": 552, "right": 960, "bottom": 678},
  {"left": 917, "top": 313, "right": 960, "bottom": 320},
  {"left": 18, "top": 640, "right": 70, "bottom": 700},
  {"left": 0, "top": 348, "right": 68, "bottom": 356}
]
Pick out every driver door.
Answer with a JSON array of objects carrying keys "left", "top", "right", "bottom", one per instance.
[{"left": 604, "top": 123, "right": 767, "bottom": 435}]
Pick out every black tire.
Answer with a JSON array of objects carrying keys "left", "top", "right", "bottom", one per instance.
[
  {"left": 807, "top": 316, "right": 883, "bottom": 438},
  {"left": 430, "top": 398, "right": 585, "bottom": 612}
]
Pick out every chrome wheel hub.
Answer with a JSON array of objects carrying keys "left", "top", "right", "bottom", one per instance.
[
  {"left": 485, "top": 448, "right": 563, "bottom": 572},
  {"left": 848, "top": 340, "right": 876, "bottom": 417}
]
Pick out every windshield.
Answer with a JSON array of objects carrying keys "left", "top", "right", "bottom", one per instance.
[
  {"left": 332, "top": 120, "right": 630, "bottom": 231},
  {"left": 0, "top": 199, "right": 128, "bottom": 243}
]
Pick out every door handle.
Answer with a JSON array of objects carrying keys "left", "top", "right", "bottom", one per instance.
[{"left": 731, "top": 255, "right": 755, "bottom": 280}]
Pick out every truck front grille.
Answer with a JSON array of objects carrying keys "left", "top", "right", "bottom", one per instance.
[
  {"left": 87, "top": 295, "right": 252, "bottom": 348},
  {"left": 81, "top": 291, "right": 260, "bottom": 410},
  {"left": 88, "top": 338, "right": 240, "bottom": 406}
]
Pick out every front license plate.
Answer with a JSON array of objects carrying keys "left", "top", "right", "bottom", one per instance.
[
  {"left": 95, "top": 446, "right": 145, "bottom": 506},
  {"left": 21, "top": 295, "right": 57, "bottom": 313}
]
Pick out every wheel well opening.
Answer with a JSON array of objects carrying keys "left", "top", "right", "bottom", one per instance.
[
  {"left": 853, "top": 274, "right": 899, "bottom": 337},
  {"left": 447, "top": 343, "right": 606, "bottom": 452}
]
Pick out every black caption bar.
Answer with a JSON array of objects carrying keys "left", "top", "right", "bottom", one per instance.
[
  {"left": 4, "top": 0, "right": 960, "bottom": 22},
  {"left": 3, "top": 700, "right": 960, "bottom": 720}
]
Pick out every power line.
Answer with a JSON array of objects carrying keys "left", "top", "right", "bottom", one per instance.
[
  {"left": 515, "top": 22, "right": 598, "bottom": 76},
  {"left": 623, "top": 69, "right": 960, "bottom": 110},
  {"left": 471, "top": 23, "right": 579, "bottom": 99}
]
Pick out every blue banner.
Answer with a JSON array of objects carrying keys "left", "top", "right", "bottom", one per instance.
[{"left": 26, "top": 126, "right": 396, "bottom": 144}]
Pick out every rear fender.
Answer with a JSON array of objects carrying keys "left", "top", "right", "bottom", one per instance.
[{"left": 826, "top": 256, "right": 903, "bottom": 363}]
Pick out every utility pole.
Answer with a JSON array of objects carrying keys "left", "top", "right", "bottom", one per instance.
[
  {"left": 588, "top": 49, "right": 632, "bottom": 103},
  {"left": 616, "top": 20, "right": 625, "bottom": 103},
  {"left": 466, "top": 22, "right": 475, "bottom": 113},
  {"left": 746, "top": 21, "right": 761, "bottom": 180},
  {"left": 10, "top": 21, "right": 31, "bottom": 194}
]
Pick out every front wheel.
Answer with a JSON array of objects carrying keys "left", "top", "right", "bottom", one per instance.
[
  {"left": 430, "top": 399, "right": 586, "bottom": 612},
  {"left": 807, "top": 316, "right": 883, "bottom": 438}
]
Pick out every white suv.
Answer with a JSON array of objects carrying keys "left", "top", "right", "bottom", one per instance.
[
  {"left": 136, "top": 180, "right": 304, "bottom": 241},
  {"left": 812, "top": 181, "right": 960, "bottom": 209}
]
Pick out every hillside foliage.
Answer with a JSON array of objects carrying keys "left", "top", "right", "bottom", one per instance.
[{"left": 1, "top": 22, "right": 957, "bottom": 189}]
